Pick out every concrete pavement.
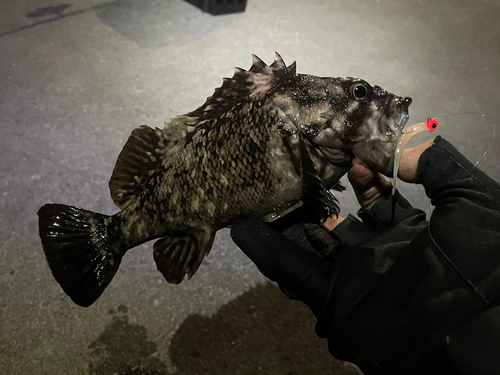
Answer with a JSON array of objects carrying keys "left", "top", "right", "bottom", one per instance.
[{"left": 1, "top": 0, "right": 499, "bottom": 373}]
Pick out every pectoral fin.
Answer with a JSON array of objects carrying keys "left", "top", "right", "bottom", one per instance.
[
  {"left": 285, "top": 132, "right": 340, "bottom": 218},
  {"left": 261, "top": 199, "right": 304, "bottom": 222},
  {"left": 153, "top": 227, "right": 215, "bottom": 284}
]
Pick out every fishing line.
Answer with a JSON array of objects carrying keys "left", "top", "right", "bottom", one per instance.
[
  {"left": 392, "top": 118, "right": 439, "bottom": 195},
  {"left": 391, "top": 112, "right": 495, "bottom": 218},
  {"left": 433, "top": 112, "right": 496, "bottom": 172},
  {"left": 427, "top": 112, "right": 495, "bottom": 214}
]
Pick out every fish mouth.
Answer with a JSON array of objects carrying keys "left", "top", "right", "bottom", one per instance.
[
  {"left": 351, "top": 96, "right": 412, "bottom": 176},
  {"left": 317, "top": 96, "right": 412, "bottom": 171},
  {"left": 396, "top": 97, "right": 412, "bottom": 126},
  {"left": 380, "top": 96, "right": 412, "bottom": 143},
  {"left": 378, "top": 96, "right": 412, "bottom": 174},
  {"left": 380, "top": 113, "right": 409, "bottom": 144},
  {"left": 399, "top": 113, "right": 410, "bottom": 129}
]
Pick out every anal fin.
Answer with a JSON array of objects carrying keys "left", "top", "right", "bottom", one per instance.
[{"left": 153, "top": 227, "right": 215, "bottom": 284}]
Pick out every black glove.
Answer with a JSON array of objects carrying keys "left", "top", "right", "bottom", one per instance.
[
  {"left": 230, "top": 207, "right": 337, "bottom": 317},
  {"left": 231, "top": 188, "right": 428, "bottom": 330},
  {"left": 231, "top": 137, "right": 500, "bottom": 374},
  {"left": 231, "top": 191, "right": 429, "bottom": 373}
]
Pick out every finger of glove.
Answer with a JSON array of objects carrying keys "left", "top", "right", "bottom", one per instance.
[
  {"left": 268, "top": 205, "right": 336, "bottom": 258},
  {"left": 231, "top": 219, "right": 332, "bottom": 314},
  {"left": 304, "top": 222, "right": 340, "bottom": 260}
]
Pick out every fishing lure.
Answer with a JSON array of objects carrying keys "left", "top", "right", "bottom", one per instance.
[{"left": 392, "top": 117, "right": 439, "bottom": 195}]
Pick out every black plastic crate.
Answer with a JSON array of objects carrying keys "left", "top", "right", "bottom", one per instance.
[{"left": 185, "top": 0, "right": 247, "bottom": 15}]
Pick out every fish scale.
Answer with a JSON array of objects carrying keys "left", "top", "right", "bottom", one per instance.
[{"left": 37, "top": 52, "right": 412, "bottom": 307}]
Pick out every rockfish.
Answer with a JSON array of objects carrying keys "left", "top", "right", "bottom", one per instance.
[{"left": 38, "top": 53, "right": 412, "bottom": 306}]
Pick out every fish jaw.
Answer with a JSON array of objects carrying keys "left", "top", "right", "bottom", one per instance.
[{"left": 351, "top": 94, "right": 412, "bottom": 176}]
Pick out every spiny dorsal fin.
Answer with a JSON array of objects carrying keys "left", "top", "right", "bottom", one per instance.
[
  {"left": 186, "top": 52, "right": 297, "bottom": 122},
  {"left": 109, "top": 125, "right": 169, "bottom": 209},
  {"left": 250, "top": 54, "right": 267, "bottom": 73},
  {"left": 164, "top": 116, "right": 198, "bottom": 137}
]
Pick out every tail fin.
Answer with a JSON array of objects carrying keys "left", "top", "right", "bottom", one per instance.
[{"left": 37, "top": 204, "right": 122, "bottom": 307}]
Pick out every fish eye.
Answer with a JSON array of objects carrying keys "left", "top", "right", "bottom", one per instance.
[{"left": 350, "top": 83, "right": 369, "bottom": 101}]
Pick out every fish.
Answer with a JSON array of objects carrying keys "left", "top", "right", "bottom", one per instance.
[{"left": 37, "top": 52, "right": 412, "bottom": 307}]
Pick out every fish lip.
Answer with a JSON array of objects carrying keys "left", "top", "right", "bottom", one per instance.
[
  {"left": 396, "top": 96, "right": 412, "bottom": 129},
  {"left": 378, "top": 116, "right": 407, "bottom": 144},
  {"left": 379, "top": 100, "right": 410, "bottom": 143},
  {"left": 379, "top": 113, "right": 408, "bottom": 143},
  {"left": 398, "top": 113, "right": 410, "bottom": 130}
]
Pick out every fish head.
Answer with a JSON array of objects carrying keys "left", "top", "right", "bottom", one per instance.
[
  {"left": 343, "top": 79, "right": 412, "bottom": 176},
  {"left": 283, "top": 76, "right": 411, "bottom": 177}
]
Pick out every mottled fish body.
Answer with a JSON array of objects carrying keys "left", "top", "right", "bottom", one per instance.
[{"left": 38, "top": 53, "right": 412, "bottom": 306}]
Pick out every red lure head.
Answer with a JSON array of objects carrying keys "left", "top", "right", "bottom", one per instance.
[{"left": 426, "top": 117, "right": 439, "bottom": 131}]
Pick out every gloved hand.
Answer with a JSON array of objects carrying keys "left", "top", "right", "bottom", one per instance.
[
  {"left": 230, "top": 207, "right": 336, "bottom": 317},
  {"left": 230, "top": 140, "right": 433, "bottom": 320},
  {"left": 231, "top": 137, "right": 500, "bottom": 375}
]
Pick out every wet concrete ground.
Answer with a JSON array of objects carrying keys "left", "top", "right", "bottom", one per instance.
[{"left": 1, "top": 0, "right": 499, "bottom": 374}]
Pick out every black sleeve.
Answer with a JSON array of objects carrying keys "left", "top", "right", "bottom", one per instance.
[
  {"left": 319, "top": 137, "right": 500, "bottom": 375},
  {"left": 415, "top": 136, "right": 500, "bottom": 302}
]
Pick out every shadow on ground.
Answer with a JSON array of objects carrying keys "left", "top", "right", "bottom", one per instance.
[
  {"left": 5, "top": 1, "right": 233, "bottom": 43},
  {"left": 25, "top": 4, "right": 72, "bottom": 18},
  {"left": 88, "top": 283, "right": 360, "bottom": 375},
  {"left": 88, "top": 305, "right": 170, "bottom": 375},
  {"left": 93, "top": 0, "right": 237, "bottom": 47},
  {"left": 169, "top": 282, "right": 360, "bottom": 375}
]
